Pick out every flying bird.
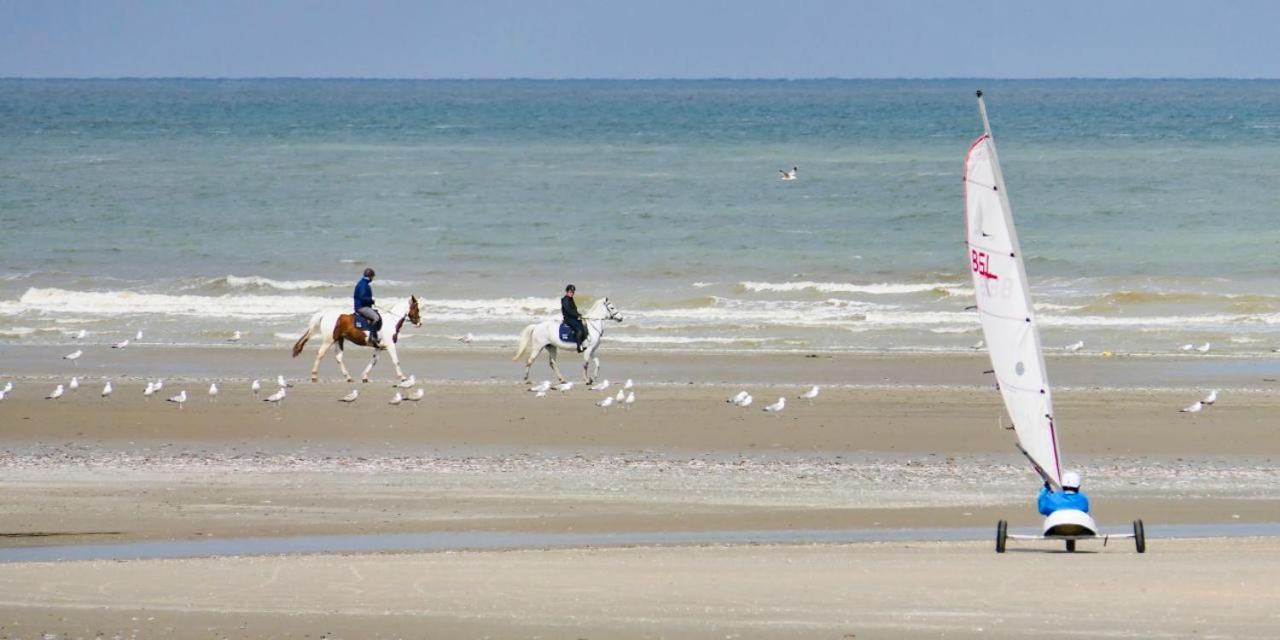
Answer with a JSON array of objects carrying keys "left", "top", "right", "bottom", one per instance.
[
  {"left": 63, "top": 350, "right": 82, "bottom": 362},
  {"left": 1066, "top": 340, "right": 1084, "bottom": 352},
  {"left": 46, "top": 384, "right": 64, "bottom": 400},
  {"left": 101, "top": 381, "right": 113, "bottom": 398},
  {"left": 339, "top": 389, "right": 359, "bottom": 403},
  {"left": 597, "top": 396, "right": 614, "bottom": 408},
  {"left": 1180, "top": 401, "right": 1203, "bottom": 413},
  {"left": 779, "top": 166, "right": 798, "bottom": 181},
  {"left": 112, "top": 339, "right": 130, "bottom": 349},
  {"left": 763, "top": 397, "right": 786, "bottom": 413},
  {"left": 1203, "top": 389, "right": 1218, "bottom": 405},
  {"left": 590, "top": 379, "right": 611, "bottom": 391},
  {"left": 800, "top": 385, "right": 820, "bottom": 400},
  {"left": 167, "top": 390, "right": 187, "bottom": 407}
]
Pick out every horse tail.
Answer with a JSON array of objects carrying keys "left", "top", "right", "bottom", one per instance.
[
  {"left": 291, "top": 311, "right": 323, "bottom": 358},
  {"left": 512, "top": 324, "right": 535, "bottom": 361}
]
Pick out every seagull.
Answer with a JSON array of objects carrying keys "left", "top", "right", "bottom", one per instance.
[
  {"left": 1180, "top": 401, "right": 1203, "bottom": 413},
  {"left": 208, "top": 383, "right": 219, "bottom": 400},
  {"left": 736, "top": 394, "right": 753, "bottom": 408},
  {"left": 0, "top": 390, "right": 5, "bottom": 401},
  {"left": 623, "top": 379, "right": 634, "bottom": 390},
  {"left": 590, "top": 379, "right": 611, "bottom": 391},
  {"left": 728, "top": 390, "right": 749, "bottom": 404},
  {"left": 101, "top": 381, "right": 113, "bottom": 398},
  {"left": 46, "top": 384, "right": 64, "bottom": 400},
  {"left": 1180, "top": 343, "right": 1194, "bottom": 351},
  {"left": 529, "top": 380, "right": 551, "bottom": 393},
  {"left": 135, "top": 330, "right": 144, "bottom": 341},
  {"left": 458, "top": 333, "right": 475, "bottom": 344},
  {"left": 405, "top": 388, "right": 425, "bottom": 401},
  {"left": 64, "top": 349, "right": 82, "bottom": 362},
  {"left": 800, "top": 385, "right": 820, "bottom": 400},
  {"left": 763, "top": 397, "right": 786, "bottom": 413},
  {"left": 615, "top": 389, "right": 626, "bottom": 402},
  {"left": 779, "top": 166, "right": 798, "bottom": 181},
  {"left": 228, "top": 330, "right": 242, "bottom": 343},
  {"left": 264, "top": 387, "right": 287, "bottom": 403},
  {"left": 971, "top": 339, "right": 985, "bottom": 350},
  {"left": 143, "top": 382, "right": 156, "bottom": 398},
  {"left": 1066, "top": 340, "right": 1084, "bottom": 352},
  {"left": 535, "top": 390, "right": 547, "bottom": 398},
  {"left": 167, "top": 390, "right": 187, "bottom": 407},
  {"left": 339, "top": 389, "right": 359, "bottom": 403},
  {"left": 624, "top": 391, "right": 635, "bottom": 407},
  {"left": 388, "top": 391, "right": 403, "bottom": 405},
  {"left": 73, "top": 329, "right": 87, "bottom": 340},
  {"left": 1196, "top": 342, "right": 1211, "bottom": 353},
  {"left": 112, "top": 339, "right": 130, "bottom": 349},
  {"left": 251, "top": 379, "right": 261, "bottom": 395},
  {"left": 597, "top": 396, "right": 614, "bottom": 408},
  {"left": 276, "top": 375, "right": 292, "bottom": 388},
  {"left": 2, "top": 382, "right": 10, "bottom": 393},
  {"left": 153, "top": 379, "right": 164, "bottom": 392},
  {"left": 397, "top": 375, "right": 417, "bottom": 389},
  {"left": 554, "top": 381, "right": 574, "bottom": 393},
  {"left": 68, "top": 376, "right": 79, "bottom": 391},
  {"left": 1203, "top": 389, "right": 1218, "bottom": 405}
]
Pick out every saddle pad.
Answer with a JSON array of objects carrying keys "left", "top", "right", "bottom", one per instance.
[{"left": 559, "top": 322, "right": 575, "bottom": 343}]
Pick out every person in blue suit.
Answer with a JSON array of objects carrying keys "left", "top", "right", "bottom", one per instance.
[
  {"left": 1037, "top": 471, "right": 1090, "bottom": 515},
  {"left": 354, "top": 268, "right": 381, "bottom": 349}
]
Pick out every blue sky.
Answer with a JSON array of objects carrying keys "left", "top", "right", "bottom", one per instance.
[{"left": 2, "top": 0, "right": 1277, "bottom": 78}]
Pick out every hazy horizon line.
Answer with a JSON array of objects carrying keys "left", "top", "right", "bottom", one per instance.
[{"left": 3, "top": 76, "right": 1279, "bottom": 82}]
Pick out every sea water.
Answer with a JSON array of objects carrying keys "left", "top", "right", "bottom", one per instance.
[{"left": 2, "top": 79, "right": 1279, "bottom": 354}]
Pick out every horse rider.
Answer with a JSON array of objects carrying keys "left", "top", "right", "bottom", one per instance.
[
  {"left": 561, "top": 284, "right": 585, "bottom": 353},
  {"left": 354, "top": 267, "right": 382, "bottom": 349},
  {"left": 1037, "top": 471, "right": 1090, "bottom": 516}
]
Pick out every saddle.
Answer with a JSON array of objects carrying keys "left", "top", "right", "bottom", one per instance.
[{"left": 352, "top": 312, "right": 382, "bottom": 332}]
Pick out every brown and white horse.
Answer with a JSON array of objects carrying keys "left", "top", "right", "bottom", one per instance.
[{"left": 292, "top": 295, "right": 421, "bottom": 383}]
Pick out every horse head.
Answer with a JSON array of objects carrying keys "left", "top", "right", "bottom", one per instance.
[
  {"left": 408, "top": 295, "right": 422, "bottom": 326},
  {"left": 602, "top": 297, "right": 622, "bottom": 322}
]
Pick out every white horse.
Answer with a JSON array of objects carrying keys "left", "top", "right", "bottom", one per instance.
[
  {"left": 292, "top": 295, "right": 422, "bottom": 383},
  {"left": 513, "top": 297, "right": 622, "bottom": 384}
]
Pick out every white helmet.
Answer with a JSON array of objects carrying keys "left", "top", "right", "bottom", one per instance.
[{"left": 1061, "top": 471, "right": 1082, "bottom": 491}]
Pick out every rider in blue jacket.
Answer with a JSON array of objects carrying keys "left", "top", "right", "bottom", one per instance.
[
  {"left": 354, "top": 268, "right": 381, "bottom": 349},
  {"left": 1037, "top": 471, "right": 1090, "bottom": 516}
]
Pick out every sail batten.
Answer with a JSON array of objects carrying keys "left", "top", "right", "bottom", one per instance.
[{"left": 965, "top": 95, "right": 1063, "bottom": 488}]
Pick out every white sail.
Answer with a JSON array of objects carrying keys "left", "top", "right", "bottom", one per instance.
[{"left": 964, "top": 92, "right": 1063, "bottom": 488}]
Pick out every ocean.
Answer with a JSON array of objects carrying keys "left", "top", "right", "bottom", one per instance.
[{"left": 3, "top": 78, "right": 1280, "bottom": 355}]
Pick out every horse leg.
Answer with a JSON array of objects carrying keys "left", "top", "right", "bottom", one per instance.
[
  {"left": 590, "top": 352, "right": 602, "bottom": 384},
  {"left": 362, "top": 351, "right": 378, "bottom": 383},
  {"left": 334, "top": 340, "right": 353, "bottom": 382},
  {"left": 388, "top": 342, "right": 405, "bottom": 381},
  {"left": 523, "top": 345, "right": 542, "bottom": 382},
  {"left": 312, "top": 336, "right": 334, "bottom": 382},
  {"left": 547, "top": 346, "right": 566, "bottom": 383}
]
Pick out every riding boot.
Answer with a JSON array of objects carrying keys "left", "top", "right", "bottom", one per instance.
[{"left": 368, "top": 331, "right": 381, "bottom": 349}]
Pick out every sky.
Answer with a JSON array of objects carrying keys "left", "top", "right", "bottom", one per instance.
[{"left": 2, "top": 0, "right": 1277, "bottom": 79}]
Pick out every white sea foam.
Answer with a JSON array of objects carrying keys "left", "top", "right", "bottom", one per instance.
[
  {"left": 221, "top": 275, "right": 340, "bottom": 290},
  {"left": 741, "top": 280, "right": 965, "bottom": 295}
]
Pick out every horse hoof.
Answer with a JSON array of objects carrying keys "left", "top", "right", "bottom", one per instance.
[
  {"left": 346, "top": 378, "right": 353, "bottom": 383},
  {"left": 310, "top": 377, "right": 318, "bottom": 383},
  {"left": 362, "top": 378, "right": 369, "bottom": 384}
]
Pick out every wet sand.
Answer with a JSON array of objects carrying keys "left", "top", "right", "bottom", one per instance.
[{"left": 2, "top": 538, "right": 1280, "bottom": 639}]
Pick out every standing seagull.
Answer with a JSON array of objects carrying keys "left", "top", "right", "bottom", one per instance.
[
  {"left": 763, "top": 397, "right": 786, "bottom": 413},
  {"left": 276, "top": 375, "right": 292, "bottom": 388},
  {"left": 623, "top": 379, "right": 634, "bottom": 390},
  {"left": 779, "top": 167, "right": 798, "bottom": 181},
  {"left": 228, "top": 330, "right": 242, "bottom": 343},
  {"left": 101, "top": 381, "right": 113, "bottom": 398},
  {"left": 800, "top": 385, "right": 820, "bottom": 400},
  {"left": 735, "top": 394, "right": 754, "bottom": 408},
  {"left": 73, "top": 329, "right": 87, "bottom": 340},
  {"left": 112, "top": 339, "right": 130, "bottom": 349},
  {"left": 590, "top": 379, "right": 611, "bottom": 392},
  {"left": 208, "top": 383, "right": 219, "bottom": 401},
  {"left": 339, "top": 389, "right": 359, "bottom": 403},
  {"left": 153, "top": 379, "right": 164, "bottom": 392},
  {"left": 1180, "top": 401, "right": 1203, "bottom": 413},
  {"left": 64, "top": 349, "right": 82, "bottom": 363},
  {"left": 615, "top": 389, "right": 626, "bottom": 402},
  {"left": 624, "top": 391, "right": 635, "bottom": 408},
  {"left": 388, "top": 391, "right": 404, "bottom": 405},
  {"left": 135, "top": 330, "right": 144, "bottom": 341},
  {"left": 529, "top": 380, "right": 551, "bottom": 393},
  {"left": 46, "top": 384, "right": 65, "bottom": 400},
  {"left": 1196, "top": 342, "right": 1211, "bottom": 353},
  {"left": 1202, "top": 389, "right": 1219, "bottom": 405},
  {"left": 554, "top": 381, "right": 574, "bottom": 393},
  {"left": 397, "top": 375, "right": 417, "bottom": 389},
  {"left": 251, "top": 379, "right": 261, "bottom": 395},
  {"left": 458, "top": 333, "right": 475, "bottom": 344},
  {"left": 728, "top": 390, "right": 749, "bottom": 404},
  {"left": 2, "top": 382, "right": 11, "bottom": 393},
  {"left": 405, "top": 388, "right": 425, "bottom": 401},
  {"left": 264, "top": 387, "right": 287, "bottom": 404},
  {"left": 68, "top": 376, "right": 80, "bottom": 391},
  {"left": 167, "top": 390, "right": 187, "bottom": 408},
  {"left": 143, "top": 382, "right": 156, "bottom": 398},
  {"left": 597, "top": 396, "right": 614, "bottom": 408},
  {"left": 1066, "top": 340, "right": 1085, "bottom": 352}
]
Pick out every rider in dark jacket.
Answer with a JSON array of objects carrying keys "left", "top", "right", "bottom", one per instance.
[
  {"left": 354, "top": 268, "right": 381, "bottom": 348},
  {"left": 561, "top": 284, "right": 585, "bottom": 353}
]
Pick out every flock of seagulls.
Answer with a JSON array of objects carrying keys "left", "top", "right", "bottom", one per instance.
[
  {"left": 1180, "top": 389, "right": 1219, "bottom": 414},
  {"left": 725, "top": 385, "right": 820, "bottom": 414},
  {"left": 529, "top": 377, "right": 636, "bottom": 408}
]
